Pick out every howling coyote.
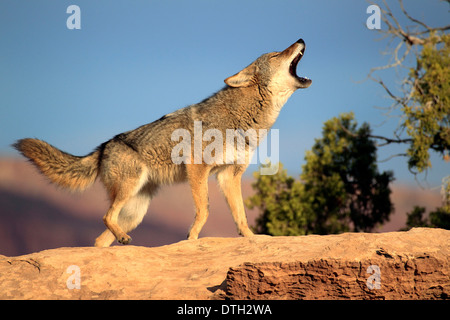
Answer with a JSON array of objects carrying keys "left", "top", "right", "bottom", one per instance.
[{"left": 14, "top": 38, "right": 312, "bottom": 247}]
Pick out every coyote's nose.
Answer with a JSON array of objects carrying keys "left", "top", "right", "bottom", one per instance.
[{"left": 296, "top": 38, "right": 305, "bottom": 54}]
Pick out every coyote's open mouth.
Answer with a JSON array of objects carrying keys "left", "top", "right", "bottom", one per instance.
[{"left": 289, "top": 45, "right": 311, "bottom": 87}]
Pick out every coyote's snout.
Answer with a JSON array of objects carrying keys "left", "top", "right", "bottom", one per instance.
[{"left": 14, "top": 38, "right": 311, "bottom": 247}]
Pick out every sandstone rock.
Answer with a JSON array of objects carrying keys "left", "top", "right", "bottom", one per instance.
[{"left": 0, "top": 228, "right": 448, "bottom": 299}]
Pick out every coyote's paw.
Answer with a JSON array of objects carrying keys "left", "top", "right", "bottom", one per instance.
[{"left": 118, "top": 235, "right": 132, "bottom": 245}]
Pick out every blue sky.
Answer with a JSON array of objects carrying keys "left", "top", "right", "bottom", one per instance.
[{"left": 1, "top": 0, "right": 448, "bottom": 187}]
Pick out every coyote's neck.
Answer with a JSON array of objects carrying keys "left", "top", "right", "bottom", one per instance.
[
  {"left": 257, "top": 84, "right": 295, "bottom": 128},
  {"left": 208, "top": 85, "right": 295, "bottom": 131},
  {"left": 269, "top": 88, "right": 295, "bottom": 125}
]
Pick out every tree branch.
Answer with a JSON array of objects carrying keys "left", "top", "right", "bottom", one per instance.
[
  {"left": 399, "top": 0, "right": 431, "bottom": 32},
  {"left": 378, "top": 153, "right": 408, "bottom": 162},
  {"left": 368, "top": 134, "right": 412, "bottom": 147},
  {"left": 338, "top": 120, "right": 412, "bottom": 148}
]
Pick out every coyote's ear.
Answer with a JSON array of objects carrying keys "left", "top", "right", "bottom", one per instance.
[{"left": 224, "top": 63, "right": 257, "bottom": 87}]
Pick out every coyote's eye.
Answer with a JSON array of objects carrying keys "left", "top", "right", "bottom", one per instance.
[{"left": 269, "top": 52, "right": 281, "bottom": 59}]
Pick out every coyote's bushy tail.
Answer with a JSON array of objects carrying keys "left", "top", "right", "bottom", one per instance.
[{"left": 13, "top": 138, "right": 100, "bottom": 191}]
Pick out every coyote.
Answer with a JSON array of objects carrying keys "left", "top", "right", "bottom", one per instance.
[{"left": 14, "top": 38, "right": 312, "bottom": 247}]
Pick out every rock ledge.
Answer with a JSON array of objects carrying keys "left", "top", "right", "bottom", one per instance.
[{"left": 0, "top": 228, "right": 448, "bottom": 299}]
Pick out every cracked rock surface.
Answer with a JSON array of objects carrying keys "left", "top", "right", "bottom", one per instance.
[{"left": 0, "top": 228, "right": 448, "bottom": 299}]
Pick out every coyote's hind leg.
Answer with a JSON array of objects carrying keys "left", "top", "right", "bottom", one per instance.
[{"left": 99, "top": 149, "right": 149, "bottom": 245}]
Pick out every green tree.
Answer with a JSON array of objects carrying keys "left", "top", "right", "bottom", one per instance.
[
  {"left": 404, "top": 33, "right": 450, "bottom": 172},
  {"left": 404, "top": 206, "right": 429, "bottom": 229},
  {"left": 404, "top": 206, "right": 450, "bottom": 230},
  {"left": 246, "top": 163, "right": 307, "bottom": 236},
  {"left": 368, "top": 1, "right": 450, "bottom": 174},
  {"left": 247, "top": 113, "right": 394, "bottom": 235},
  {"left": 403, "top": 177, "right": 450, "bottom": 230},
  {"left": 429, "top": 208, "right": 450, "bottom": 229},
  {"left": 368, "top": 0, "right": 450, "bottom": 220}
]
